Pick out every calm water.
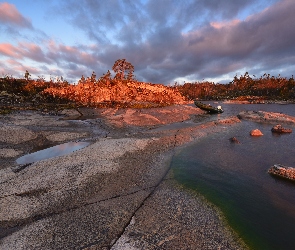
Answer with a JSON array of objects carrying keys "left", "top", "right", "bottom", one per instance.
[
  {"left": 172, "top": 103, "right": 295, "bottom": 250},
  {"left": 16, "top": 141, "right": 90, "bottom": 165}
]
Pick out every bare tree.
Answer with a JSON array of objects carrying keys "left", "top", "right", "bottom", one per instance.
[
  {"left": 24, "top": 70, "right": 31, "bottom": 81},
  {"left": 112, "top": 59, "right": 134, "bottom": 80}
]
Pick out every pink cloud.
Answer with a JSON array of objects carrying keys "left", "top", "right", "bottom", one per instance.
[
  {"left": 46, "top": 40, "right": 97, "bottom": 66},
  {"left": 210, "top": 19, "right": 241, "bottom": 29},
  {"left": 19, "top": 42, "right": 50, "bottom": 63},
  {"left": 0, "top": 2, "right": 32, "bottom": 28},
  {"left": 0, "top": 58, "right": 39, "bottom": 78},
  {"left": 0, "top": 43, "right": 22, "bottom": 58},
  {"left": 0, "top": 41, "right": 53, "bottom": 67}
]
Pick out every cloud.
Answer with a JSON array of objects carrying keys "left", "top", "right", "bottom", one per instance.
[
  {"left": 54, "top": 0, "right": 294, "bottom": 84},
  {"left": 1, "top": 0, "right": 294, "bottom": 84},
  {"left": 0, "top": 43, "right": 22, "bottom": 58},
  {"left": 140, "top": 0, "right": 295, "bottom": 82},
  {"left": 0, "top": 2, "right": 32, "bottom": 28}
]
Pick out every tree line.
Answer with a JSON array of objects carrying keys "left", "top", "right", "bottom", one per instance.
[
  {"left": 0, "top": 59, "right": 185, "bottom": 108},
  {"left": 1, "top": 59, "right": 295, "bottom": 105},
  {"left": 176, "top": 72, "right": 295, "bottom": 101}
]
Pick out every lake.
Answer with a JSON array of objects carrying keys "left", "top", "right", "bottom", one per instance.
[{"left": 172, "top": 102, "right": 295, "bottom": 249}]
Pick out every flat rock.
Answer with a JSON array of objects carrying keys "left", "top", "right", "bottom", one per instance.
[
  {"left": 238, "top": 111, "right": 295, "bottom": 124},
  {"left": 45, "top": 132, "right": 89, "bottom": 142},
  {"left": 57, "top": 108, "right": 82, "bottom": 117},
  {"left": 0, "top": 108, "right": 246, "bottom": 250},
  {"left": 0, "top": 126, "right": 37, "bottom": 144},
  {"left": 0, "top": 148, "right": 23, "bottom": 157},
  {"left": 101, "top": 105, "right": 203, "bottom": 127}
]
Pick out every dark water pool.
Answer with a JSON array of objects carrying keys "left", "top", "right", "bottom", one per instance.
[
  {"left": 16, "top": 141, "right": 90, "bottom": 165},
  {"left": 172, "top": 104, "right": 295, "bottom": 249}
]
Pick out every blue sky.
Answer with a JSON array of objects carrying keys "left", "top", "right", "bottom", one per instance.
[{"left": 1, "top": 0, "right": 294, "bottom": 84}]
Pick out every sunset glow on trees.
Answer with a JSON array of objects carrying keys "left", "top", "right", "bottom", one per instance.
[{"left": 1, "top": 58, "right": 295, "bottom": 111}]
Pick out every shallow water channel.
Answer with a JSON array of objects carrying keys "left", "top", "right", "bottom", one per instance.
[
  {"left": 172, "top": 103, "right": 295, "bottom": 249},
  {"left": 16, "top": 141, "right": 90, "bottom": 165}
]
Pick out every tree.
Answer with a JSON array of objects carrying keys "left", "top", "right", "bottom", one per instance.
[
  {"left": 79, "top": 75, "right": 85, "bottom": 84},
  {"left": 90, "top": 71, "right": 96, "bottom": 83},
  {"left": 24, "top": 70, "right": 31, "bottom": 81},
  {"left": 112, "top": 59, "right": 134, "bottom": 80}
]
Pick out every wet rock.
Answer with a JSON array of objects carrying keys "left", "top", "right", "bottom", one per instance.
[
  {"left": 229, "top": 137, "right": 240, "bottom": 143},
  {"left": 268, "top": 164, "right": 295, "bottom": 181},
  {"left": 271, "top": 124, "right": 292, "bottom": 133},
  {"left": 250, "top": 129, "right": 263, "bottom": 136}
]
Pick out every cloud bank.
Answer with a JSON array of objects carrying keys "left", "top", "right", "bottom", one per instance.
[{"left": 0, "top": 0, "right": 294, "bottom": 84}]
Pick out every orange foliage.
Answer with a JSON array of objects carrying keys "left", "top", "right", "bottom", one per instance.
[{"left": 43, "top": 79, "right": 185, "bottom": 106}]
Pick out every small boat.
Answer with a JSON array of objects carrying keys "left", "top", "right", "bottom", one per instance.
[{"left": 194, "top": 100, "right": 224, "bottom": 114}]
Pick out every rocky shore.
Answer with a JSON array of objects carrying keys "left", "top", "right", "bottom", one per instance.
[{"left": 0, "top": 105, "right": 248, "bottom": 249}]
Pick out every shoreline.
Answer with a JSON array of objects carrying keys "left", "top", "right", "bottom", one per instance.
[{"left": 0, "top": 105, "right": 247, "bottom": 249}]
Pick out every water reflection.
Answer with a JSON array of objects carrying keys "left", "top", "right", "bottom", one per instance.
[{"left": 16, "top": 141, "right": 90, "bottom": 165}]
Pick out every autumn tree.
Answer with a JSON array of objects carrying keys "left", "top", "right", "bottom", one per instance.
[{"left": 112, "top": 59, "right": 135, "bottom": 81}]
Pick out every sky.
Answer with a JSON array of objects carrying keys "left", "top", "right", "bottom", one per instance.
[{"left": 0, "top": 0, "right": 295, "bottom": 85}]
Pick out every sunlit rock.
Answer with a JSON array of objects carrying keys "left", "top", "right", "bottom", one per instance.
[{"left": 250, "top": 129, "right": 263, "bottom": 136}]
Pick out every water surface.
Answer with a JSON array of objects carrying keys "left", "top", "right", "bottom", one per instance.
[
  {"left": 172, "top": 103, "right": 295, "bottom": 249},
  {"left": 16, "top": 141, "right": 90, "bottom": 165}
]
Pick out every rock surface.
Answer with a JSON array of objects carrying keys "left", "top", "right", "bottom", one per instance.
[
  {"left": 0, "top": 126, "right": 37, "bottom": 144},
  {"left": 271, "top": 124, "right": 292, "bottom": 133},
  {"left": 0, "top": 106, "right": 247, "bottom": 250},
  {"left": 238, "top": 110, "right": 295, "bottom": 124},
  {"left": 268, "top": 164, "right": 295, "bottom": 181},
  {"left": 250, "top": 129, "right": 263, "bottom": 136}
]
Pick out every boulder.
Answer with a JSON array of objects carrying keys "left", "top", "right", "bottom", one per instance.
[
  {"left": 250, "top": 129, "right": 263, "bottom": 136},
  {"left": 271, "top": 124, "right": 292, "bottom": 133},
  {"left": 268, "top": 164, "right": 295, "bottom": 181}
]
